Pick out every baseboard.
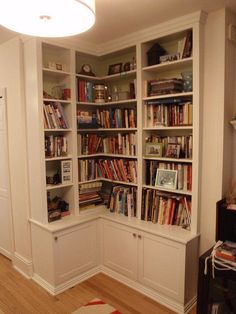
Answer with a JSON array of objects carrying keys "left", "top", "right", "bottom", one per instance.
[
  {"left": 31, "top": 265, "right": 196, "bottom": 313},
  {"left": 0, "top": 247, "right": 12, "bottom": 260},
  {"left": 100, "top": 266, "right": 196, "bottom": 314},
  {"left": 32, "top": 266, "right": 102, "bottom": 296},
  {"left": 12, "top": 252, "right": 33, "bottom": 279}
]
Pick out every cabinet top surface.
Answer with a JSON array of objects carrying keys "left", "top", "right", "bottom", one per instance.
[{"left": 29, "top": 210, "right": 199, "bottom": 244}]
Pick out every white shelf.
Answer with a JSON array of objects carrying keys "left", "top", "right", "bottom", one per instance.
[
  {"left": 43, "top": 67, "right": 71, "bottom": 76},
  {"left": 143, "top": 92, "right": 193, "bottom": 101},
  {"left": 78, "top": 128, "right": 137, "bottom": 132},
  {"left": 44, "top": 128, "right": 72, "bottom": 132},
  {"left": 143, "top": 126, "right": 193, "bottom": 131},
  {"left": 143, "top": 156, "right": 192, "bottom": 163},
  {"left": 142, "top": 184, "right": 192, "bottom": 196},
  {"left": 43, "top": 98, "right": 71, "bottom": 103},
  {"left": 142, "top": 57, "right": 192, "bottom": 73},
  {"left": 76, "top": 69, "right": 136, "bottom": 81},
  {"left": 78, "top": 153, "right": 137, "bottom": 159},
  {"left": 45, "top": 155, "right": 72, "bottom": 161},
  {"left": 77, "top": 99, "right": 137, "bottom": 106},
  {"left": 46, "top": 183, "right": 74, "bottom": 191},
  {"left": 78, "top": 178, "right": 137, "bottom": 186}
]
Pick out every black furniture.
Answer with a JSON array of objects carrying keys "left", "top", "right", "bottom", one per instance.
[
  {"left": 197, "top": 248, "right": 236, "bottom": 313},
  {"left": 197, "top": 199, "right": 236, "bottom": 314}
]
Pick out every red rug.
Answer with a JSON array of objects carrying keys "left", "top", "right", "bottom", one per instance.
[{"left": 72, "top": 298, "right": 122, "bottom": 314}]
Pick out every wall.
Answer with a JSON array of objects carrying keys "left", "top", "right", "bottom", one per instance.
[
  {"left": 224, "top": 11, "right": 236, "bottom": 183},
  {"left": 0, "top": 37, "right": 32, "bottom": 276},
  {"left": 199, "top": 8, "right": 236, "bottom": 254}
]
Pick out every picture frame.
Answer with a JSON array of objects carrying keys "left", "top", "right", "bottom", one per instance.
[
  {"left": 108, "top": 63, "right": 122, "bottom": 75},
  {"left": 61, "top": 160, "right": 73, "bottom": 184},
  {"left": 155, "top": 169, "right": 178, "bottom": 190},
  {"left": 146, "top": 142, "right": 163, "bottom": 157},
  {"left": 165, "top": 143, "right": 181, "bottom": 158}
]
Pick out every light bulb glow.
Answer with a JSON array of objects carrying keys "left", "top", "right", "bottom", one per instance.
[{"left": 0, "top": 0, "right": 95, "bottom": 37}]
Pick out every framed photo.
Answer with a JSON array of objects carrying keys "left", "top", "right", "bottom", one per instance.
[
  {"left": 146, "top": 142, "right": 163, "bottom": 157},
  {"left": 155, "top": 169, "right": 178, "bottom": 189},
  {"left": 165, "top": 143, "right": 180, "bottom": 158},
  {"left": 61, "top": 160, "right": 73, "bottom": 184},
  {"left": 108, "top": 63, "right": 122, "bottom": 75}
]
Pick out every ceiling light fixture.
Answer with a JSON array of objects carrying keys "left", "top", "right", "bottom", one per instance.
[{"left": 0, "top": 0, "right": 95, "bottom": 38}]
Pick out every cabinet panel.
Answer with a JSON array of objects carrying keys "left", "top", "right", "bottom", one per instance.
[
  {"left": 102, "top": 221, "right": 138, "bottom": 280},
  {"left": 138, "top": 231, "right": 185, "bottom": 302},
  {"left": 54, "top": 221, "right": 97, "bottom": 284}
]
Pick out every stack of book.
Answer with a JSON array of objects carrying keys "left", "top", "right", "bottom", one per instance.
[
  {"left": 147, "top": 78, "right": 183, "bottom": 96},
  {"left": 215, "top": 241, "right": 236, "bottom": 262}
]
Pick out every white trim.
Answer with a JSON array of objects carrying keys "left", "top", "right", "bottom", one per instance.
[
  {"left": 30, "top": 11, "right": 207, "bottom": 57},
  {"left": 12, "top": 252, "right": 33, "bottom": 278},
  {"left": 32, "top": 266, "right": 101, "bottom": 295}
]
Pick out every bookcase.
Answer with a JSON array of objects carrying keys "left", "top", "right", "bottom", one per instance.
[
  {"left": 76, "top": 47, "right": 138, "bottom": 216},
  {"left": 140, "top": 28, "right": 200, "bottom": 234},
  {"left": 23, "top": 11, "right": 205, "bottom": 313}
]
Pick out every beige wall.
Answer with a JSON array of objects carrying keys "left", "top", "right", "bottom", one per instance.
[
  {"left": 0, "top": 37, "right": 32, "bottom": 275},
  {"left": 199, "top": 9, "right": 236, "bottom": 254}
]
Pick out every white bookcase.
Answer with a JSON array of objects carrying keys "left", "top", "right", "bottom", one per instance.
[{"left": 23, "top": 11, "right": 206, "bottom": 313}]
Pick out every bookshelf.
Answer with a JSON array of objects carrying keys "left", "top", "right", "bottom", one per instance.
[
  {"left": 23, "top": 11, "right": 205, "bottom": 312},
  {"left": 76, "top": 47, "right": 138, "bottom": 216},
  {"left": 140, "top": 28, "right": 200, "bottom": 234}
]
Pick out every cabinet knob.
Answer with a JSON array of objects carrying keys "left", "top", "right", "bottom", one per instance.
[
  {"left": 54, "top": 236, "right": 58, "bottom": 241},
  {"left": 138, "top": 235, "right": 142, "bottom": 239},
  {"left": 132, "top": 233, "right": 136, "bottom": 238}
]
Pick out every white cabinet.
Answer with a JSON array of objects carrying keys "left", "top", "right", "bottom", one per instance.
[
  {"left": 138, "top": 231, "right": 186, "bottom": 303},
  {"left": 102, "top": 220, "right": 138, "bottom": 280},
  {"left": 101, "top": 218, "right": 198, "bottom": 309},
  {"left": 54, "top": 220, "right": 98, "bottom": 284},
  {"left": 31, "top": 219, "right": 99, "bottom": 293}
]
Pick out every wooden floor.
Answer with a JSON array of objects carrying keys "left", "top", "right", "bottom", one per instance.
[{"left": 0, "top": 254, "right": 196, "bottom": 314}]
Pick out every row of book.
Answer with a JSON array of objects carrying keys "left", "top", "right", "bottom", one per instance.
[
  {"left": 145, "top": 102, "right": 193, "bottom": 127},
  {"left": 146, "top": 134, "right": 193, "bottom": 159},
  {"left": 79, "top": 181, "right": 103, "bottom": 207},
  {"left": 78, "top": 80, "right": 94, "bottom": 102},
  {"left": 145, "top": 160, "right": 192, "bottom": 191},
  {"left": 141, "top": 189, "right": 191, "bottom": 227},
  {"left": 108, "top": 185, "right": 137, "bottom": 217},
  {"left": 45, "top": 135, "right": 68, "bottom": 158},
  {"left": 43, "top": 102, "right": 69, "bottom": 129},
  {"left": 96, "top": 108, "right": 136, "bottom": 129},
  {"left": 79, "top": 133, "right": 136, "bottom": 156},
  {"left": 77, "top": 108, "right": 136, "bottom": 129},
  {"left": 78, "top": 158, "right": 137, "bottom": 184},
  {"left": 177, "top": 30, "right": 192, "bottom": 59}
]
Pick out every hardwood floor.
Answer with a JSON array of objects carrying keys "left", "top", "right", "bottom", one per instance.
[{"left": 0, "top": 254, "right": 196, "bottom": 314}]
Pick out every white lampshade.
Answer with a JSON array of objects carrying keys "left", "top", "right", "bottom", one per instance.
[{"left": 0, "top": 0, "right": 95, "bottom": 37}]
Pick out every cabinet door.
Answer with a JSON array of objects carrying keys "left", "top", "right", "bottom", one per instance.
[
  {"left": 102, "top": 220, "right": 138, "bottom": 280},
  {"left": 54, "top": 220, "right": 98, "bottom": 284},
  {"left": 138, "top": 231, "right": 185, "bottom": 303}
]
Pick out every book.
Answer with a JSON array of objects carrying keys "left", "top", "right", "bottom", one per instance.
[{"left": 215, "top": 240, "right": 236, "bottom": 262}]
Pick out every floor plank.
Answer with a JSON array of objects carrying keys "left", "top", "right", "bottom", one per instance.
[{"left": 0, "top": 254, "right": 196, "bottom": 313}]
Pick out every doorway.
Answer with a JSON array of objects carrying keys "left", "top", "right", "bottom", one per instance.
[{"left": 0, "top": 88, "right": 13, "bottom": 258}]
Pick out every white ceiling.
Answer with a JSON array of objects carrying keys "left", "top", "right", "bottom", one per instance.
[{"left": 0, "top": 0, "right": 236, "bottom": 45}]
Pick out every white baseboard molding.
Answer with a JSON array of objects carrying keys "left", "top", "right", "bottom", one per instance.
[
  {"left": 101, "top": 266, "right": 196, "bottom": 314},
  {"left": 12, "top": 252, "right": 33, "bottom": 279},
  {"left": 31, "top": 265, "right": 196, "bottom": 313},
  {"left": 0, "top": 247, "right": 12, "bottom": 260},
  {"left": 32, "top": 266, "right": 102, "bottom": 296}
]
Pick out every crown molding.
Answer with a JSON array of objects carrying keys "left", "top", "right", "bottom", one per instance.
[
  {"left": 19, "top": 10, "right": 208, "bottom": 56},
  {"left": 60, "top": 10, "right": 208, "bottom": 56}
]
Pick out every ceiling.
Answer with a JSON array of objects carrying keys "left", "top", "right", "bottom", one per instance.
[{"left": 0, "top": 0, "right": 236, "bottom": 45}]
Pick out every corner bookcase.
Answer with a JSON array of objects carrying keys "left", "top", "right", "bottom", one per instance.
[{"left": 24, "top": 11, "right": 205, "bottom": 313}]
